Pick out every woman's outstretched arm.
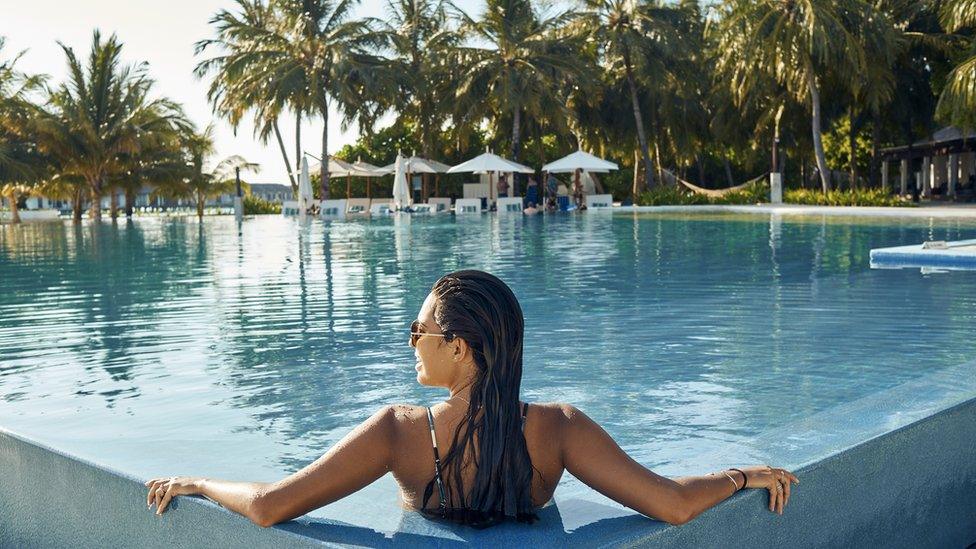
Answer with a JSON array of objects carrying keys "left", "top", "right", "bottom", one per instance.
[
  {"left": 146, "top": 405, "right": 398, "bottom": 527},
  {"left": 558, "top": 404, "right": 798, "bottom": 525}
]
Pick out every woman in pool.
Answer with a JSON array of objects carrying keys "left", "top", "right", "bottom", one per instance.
[{"left": 145, "top": 270, "right": 798, "bottom": 528}]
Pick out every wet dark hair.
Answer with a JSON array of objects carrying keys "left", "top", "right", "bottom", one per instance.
[{"left": 421, "top": 270, "right": 538, "bottom": 528}]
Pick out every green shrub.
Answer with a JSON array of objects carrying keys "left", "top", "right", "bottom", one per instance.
[
  {"left": 711, "top": 181, "right": 769, "bottom": 204},
  {"left": 243, "top": 195, "right": 282, "bottom": 214},
  {"left": 636, "top": 186, "right": 710, "bottom": 205},
  {"left": 783, "top": 188, "right": 911, "bottom": 207},
  {"left": 635, "top": 180, "right": 911, "bottom": 207}
]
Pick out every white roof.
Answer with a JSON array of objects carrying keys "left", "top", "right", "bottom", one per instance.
[
  {"left": 447, "top": 152, "right": 534, "bottom": 174},
  {"left": 309, "top": 157, "right": 362, "bottom": 177},
  {"left": 543, "top": 150, "right": 618, "bottom": 173},
  {"left": 381, "top": 156, "right": 449, "bottom": 174},
  {"left": 352, "top": 160, "right": 390, "bottom": 176}
]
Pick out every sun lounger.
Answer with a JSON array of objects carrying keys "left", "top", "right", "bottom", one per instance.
[
  {"left": 411, "top": 203, "right": 434, "bottom": 214},
  {"left": 319, "top": 199, "right": 346, "bottom": 218},
  {"left": 585, "top": 194, "right": 613, "bottom": 209},
  {"left": 454, "top": 198, "right": 482, "bottom": 214},
  {"left": 428, "top": 197, "right": 452, "bottom": 213},
  {"left": 496, "top": 197, "right": 524, "bottom": 213},
  {"left": 369, "top": 200, "right": 393, "bottom": 215},
  {"left": 346, "top": 198, "right": 371, "bottom": 215},
  {"left": 282, "top": 200, "right": 300, "bottom": 216}
]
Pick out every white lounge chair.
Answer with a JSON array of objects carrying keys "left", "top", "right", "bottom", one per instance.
[
  {"left": 282, "top": 200, "right": 300, "bottom": 216},
  {"left": 496, "top": 196, "right": 524, "bottom": 214},
  {"left": 319, "top": 199, "right": 346, "bottom": 218},
  {"left": 411, "top": 203, "right": 434, "bottom": 214},
  {"left": 585, "top": 194, "right": 613, "bottom": 209},
  {"left": 369, "top": 200, "right": 393, "bottom": 215},
  {"left": 454, "top": 198, "right": 482, "bottom": 214},
  {"left": 428, "top": 197, "right": 452, "bottom": 213},
  {"left": 346, "top": 198, "right": 371, "bottom": 215}
]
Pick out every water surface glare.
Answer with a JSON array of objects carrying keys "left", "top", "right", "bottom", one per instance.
[{"left": 1, "top": 213, "right": 975, "bottom": 529}]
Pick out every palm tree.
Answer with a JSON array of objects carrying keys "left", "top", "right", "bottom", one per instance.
[
  {"left": 371, "top": 0, "right": 457, "bottom": 167},
  {"left": 712, "top": 0, "right": 871, "bottom": 192},
  {"left": 937, "top": 0, "right": 976, "bottom": 128},
  {"left": 112, "top": 117, "right": 188, "bottom": 218},
  {"left": 581, "top": 0, "right": 686, "bottom": 190},
  {"left": 0, "top": 37, "right": 46, "bottom": 223},
  {"left": 35, "top": 30, "right": 187, "bottom": 221},
  {"left": 196, "top": 0, "right": 378, "bottom": 200},
  {"left": 195, "top": 0, "right": 298, "bottom": 192},
  {"left": 452, "top": 0, "right": 587, "bottom": 173},
  {"left": 155, "top": 126, "right": 258, "bottom": 219}
]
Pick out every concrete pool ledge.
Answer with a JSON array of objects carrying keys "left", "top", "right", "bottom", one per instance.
[
  {"left": 3, "top": 361, "right": 975, "bottom": 548},
  {"left": 619, "top": 203, "right": 976, "bottom": 219}
]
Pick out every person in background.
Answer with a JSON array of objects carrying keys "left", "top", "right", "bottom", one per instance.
[
  {"left": 523, "top": 202, "right": 539, "bottom": 215},
  {"left": 572, "top": 169, "right": 585, "bottom": 210},
  {"left": 498, "top": 174, "right": 510, "bottom": 198},
  {"left": 526, "top": 177, "right": 539, "bottom": 206},
  {"left": 546, "top": 172, "right": 558, "bottom": 204}
]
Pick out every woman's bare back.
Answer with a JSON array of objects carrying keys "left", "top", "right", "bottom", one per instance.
[{"left": 389, "top": 402, "right": 565, "bottom": 511}]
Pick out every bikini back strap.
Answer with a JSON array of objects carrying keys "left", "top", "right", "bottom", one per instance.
[{"left": 426, "top": 407, "right": 448, "bottom": 511}]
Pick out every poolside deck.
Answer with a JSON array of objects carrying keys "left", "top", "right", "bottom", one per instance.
[{"left": 623, "top": 203, "right": 976, "bottom": 219}]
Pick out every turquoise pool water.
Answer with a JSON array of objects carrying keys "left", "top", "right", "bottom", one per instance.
[{"left": 1, "top": 212, "right": 975, "bottom": 531}]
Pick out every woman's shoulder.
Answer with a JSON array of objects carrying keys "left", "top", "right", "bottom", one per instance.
[
  {"left": 374, "top": 402, "right": 582, "bottom": 428},
  {"left": 524, "top": 401, "right": 582, "bottom": 426}
]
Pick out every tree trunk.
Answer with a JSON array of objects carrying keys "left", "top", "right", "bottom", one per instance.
[
  {"left": 273, "top": 120, "right": 298, "bottom": 191},
  {"left": 510, "top": 107, "right": 522, "bottom": 196},
  {"left": 320, "top": 106, "right": 330, "bottom": 200},
  {"left": 125, "top": 187, "right": 135, "bottom": 217},
  {"left": 806, "top": 70, "right": 830, "bottom": 192},
  {"left": 89, "top": 179, "right": 103, "bottom": 221},
  {"left": 110, "top": 190, "right": 119, "bottom": 220},
  {"left": 632, "top": 148, "right": 641, "bottom": 200},
  {"left": 295, "top": 108, "right": 302, "bottom": 186},
  {"left": 197, "top": 193, "right": 204, "bottom": 220},
  {"left": 4, "top": 188, "right": 20, "bottom": 224},
  {"left": 848, "top": 105, "right": 858, "bottom": 190},
  {"left": 73, "top": 186, "right": 83, "bottom": 223},
  {"left": 653, "top": 140, "right": 665, "bottom": 186},
  {"left": 724, "top": 157, "right": 735, "bottom": 186},
  {"left": 624, "top": 53, "right": 655, "bottom": 191},
  {"left": 869, "top": 114, "right": 881, "bottom": 188}
]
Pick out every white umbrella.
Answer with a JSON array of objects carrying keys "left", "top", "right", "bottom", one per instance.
[
  {"left": 392, "top": 153, "right": 411, "bottom": 210},
  {"left": 447, "top": 152, "right": 534, "bottom": 175},
  {"left": 542, "top": 150, "right": 618, "bottom": 173},
  {"left": 298, "top": 156, "right": 314, "bottom": 214},
  {"left": 352, "top": 159, "right": 389, "bottom": 176},
  {"left": 382, "top": 156, "right": 449, "bottom": 174},
  {"left": 448, "top": 152, "right": 534, "bottom": 203}
]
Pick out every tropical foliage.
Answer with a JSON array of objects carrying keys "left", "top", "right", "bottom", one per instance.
[{"left": 6, "top": 0, "right": 976, "bottom": 223}]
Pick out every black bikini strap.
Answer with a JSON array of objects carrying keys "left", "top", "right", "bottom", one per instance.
[{"left": 426, "top": 407, "right": 448, "bottom": 511}]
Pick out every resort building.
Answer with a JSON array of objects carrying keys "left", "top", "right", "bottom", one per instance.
[
  {"left": 248, "top": 183, "right": 293, "bottom": 204},
  {"left": 880, "top": 126, "right": 976, "bottom": 200}
]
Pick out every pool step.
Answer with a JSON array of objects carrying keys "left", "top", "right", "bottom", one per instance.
[{"left": 870, "top": 238, "right": 976, "bottom": 270}]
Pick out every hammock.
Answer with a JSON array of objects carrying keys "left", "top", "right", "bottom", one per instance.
[{"left": 660, "top": 169, "right": 768, "bottom": 198}]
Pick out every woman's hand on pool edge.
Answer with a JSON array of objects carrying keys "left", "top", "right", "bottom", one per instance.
[
  {"left": 145, "top": 476, "right": 203, "bottom": 515},
  {"left": 741, "top": 466, "right": 799, "bottom": 515}
]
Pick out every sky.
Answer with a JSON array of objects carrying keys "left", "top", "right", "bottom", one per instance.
[{"left": 0, "top": 0, "right": 481, "bottom": 183}]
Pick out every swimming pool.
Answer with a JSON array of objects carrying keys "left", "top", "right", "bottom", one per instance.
[{"left": 1, "top": 212, "right": 975, "bottom": 534}]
